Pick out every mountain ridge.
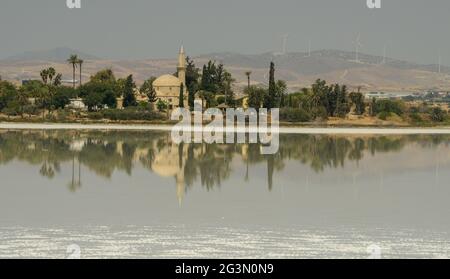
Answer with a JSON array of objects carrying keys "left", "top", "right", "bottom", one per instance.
[{"left": 1, "top": 48, "right": 450, "bottom": 92}]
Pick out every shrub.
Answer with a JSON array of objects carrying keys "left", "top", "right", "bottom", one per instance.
[
  {"left": 430, "top": 107, "right": 446, "bottom": 122},
  {"left": 138, "top": 101, "right": 150, "bottom": 109},
  {"left": 374, "top": 99, "right": 405, "bottom": 116},
  {"left": 23, "top": 104, "right": 39, "bottom": 116},
  {"left": 409, "top": 112, "right": 422, "bottom": 123},
  {"left": 156, "top": 100, "right": 168, "bottom": 112},
  {"left": 311, "top": 106, "right": 328, "bottom": 120},
  {"left": 280, "top": 108, "right": 311, "bottom": 122},
  {"left": 87, "top": 108, "right": 165, "bottom": 121},
  {"left": 216, "top": 96, "right": 225, "bottom": 104},
  {"left": 377, "top": 111, "right": 391, "bottom": 120},
  {"left": 408, "top": 106, "right": 420, "bottom": 114}
]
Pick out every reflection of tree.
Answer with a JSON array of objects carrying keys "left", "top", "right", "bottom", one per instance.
[
  {"left": 0, "top": 130, "right": 449, "bottom": 197},
  {"left": 68, "top": 156, "right": 82, "bottom": 192},
  {"left": 79, "top": 141, "right": 120, "bottom": 178},
  {"left": 39, "top": 161, "right": 56, "bottom": 178}
]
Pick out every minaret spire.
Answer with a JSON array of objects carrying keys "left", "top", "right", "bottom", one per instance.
[
  {"left": 177, "top": 46, "right": 187, "bottom": 107},
  {"left": 178, "top": 45, "right": 186, "bottom": 69}
]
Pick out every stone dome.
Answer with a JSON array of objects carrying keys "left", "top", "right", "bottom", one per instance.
[{"left": 153, "top": 74, "right": 181, "bottom": 87}]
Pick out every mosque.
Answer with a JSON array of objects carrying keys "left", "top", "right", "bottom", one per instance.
[{"left": 152, "top": 46, "right": 188, "bottom": 109}]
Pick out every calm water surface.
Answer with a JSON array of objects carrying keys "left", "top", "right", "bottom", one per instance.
[{"left": 0, "top": 130, "right": 449, "bottom": 258}]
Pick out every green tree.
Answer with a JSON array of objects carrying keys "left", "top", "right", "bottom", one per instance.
[
  {"left": 310, "top": 79, "right": 330, "bottom": 119},
  {"left": 52, "top": 86, "right": 77, "bottom": 109},
  {"left": 156, "top": 99, "right": 168, "bottom": 112},
  {"left": 103, "top": 90, "right": 117, "bottom": 108},
  {"left": 430, "top": 107, "right": 445, "bottom": 122},
  {"left": 185, "top": 57, "right": 200, "bottom": 110},
  {"left": 140, "top": 77, "right": 157, "bottom": 103},
  {"left": 201, "top": 64, "right": 214, "bottom": 92},
  {"left": 67, "top": 54, "right": 79, "bottom": 89},
  {"left": 122, "top": 75, "right": 137, "bottom": 107},
  {"left": 198, "top": 90, "right": 217, "bottom": 108},
  {"left": 276, "top": 80, "right": 287, "bottom": 107},
  {"left": 37, "top": 67, "right": 64, "bottom": 116},
  {"left": 326, "top": 84, "right": 338, "bottom": 116},
  {"left": 246, "top": 86, "right": 267, "bottom": 111},
  {"left": 179, "top": 83, "right": 184, "bottom": 108},
  {"left": 83, "top": 90, "right": 105, "bottom": 111},
  {"left": 78, "top": 59, "right": 84, "bottom": 87},
  {"left": 223, "top": 71, "right": 235, "bottom": 107},
  {"left": 336, "top": 85, "right": 350, "bottom": 118},
  {"left": 349, "top": 91, "right": 366, "bottom": 115},
  {"left": 80, "top": 70, "right": 119, "bottom": 111},
  {"left": 369, "top": 97, "right": 377, "bottom": 116},
  {"left": 0, "top": 80, "right": 17, "bottom": 110},
  {"left": 115, "top": 78, "right": 126, "bottom": 97},
  {"left": 264, "top": 62, "right": 277, "bottom": 108},
  {"left": 245, "top": 71, "right": 252, "bottom": 89},
  {"left": 90, "top": 69, "right": 116, "bottom": 84}
]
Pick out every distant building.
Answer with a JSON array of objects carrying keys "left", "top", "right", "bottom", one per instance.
[
  {"left": 152, "top": 46, "right": 188, "bottom": 110},
  {"left": 68, "top": 98, "right": 86, "bottom": 110},
  {"left": 21, "top": 79, "right": 39, "bottom": 86},
  {"left": 61, "top": 79, "right": 78, "bottom": 85}
]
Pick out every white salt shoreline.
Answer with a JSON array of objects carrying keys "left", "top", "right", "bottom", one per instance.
[{"left": 1, "top": 122, "right": 450, "bottom": 134}]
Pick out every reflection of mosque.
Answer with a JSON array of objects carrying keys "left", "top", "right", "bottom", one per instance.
[
  {"left": 113, "top": 135, "right": 275, "bottom": 204},
  {"left": 2, "top": 131, "right": 449, "bottom": 205},
  {"left": 150, "top": 140, "right": 189, "bottom": 205}
]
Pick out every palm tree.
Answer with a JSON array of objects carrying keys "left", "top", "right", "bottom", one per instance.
[
  {"left": 67, "top": 54, "right": 78, "bottom": 89},
  {"left": 77, "top": 59, "right": 84, "bottom": 87},
  {"left": 47, "top": 67, "right": 56, "bottom": 83},
  {"left": 245, "top": 71, "right": 252, "bottom": 89}
]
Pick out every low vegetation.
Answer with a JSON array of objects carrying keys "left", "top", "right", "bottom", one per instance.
[{"left": 0, "top": 54, "right": 449, "bottom": 126}]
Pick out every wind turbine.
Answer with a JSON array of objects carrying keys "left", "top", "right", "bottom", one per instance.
[
  {"left": 353, "top": 34, "right": 363, "bottom": 63},
  {"left": 281, "top": 33, "right": 289, "bottom": 55},
  {"left": 438, "top": 50, "right": 441, "bottom": 74},
  {"left": 273, "top": 33, "right": 289, "bottom": 56},
  {"left": 305, "top": 40, "right": 311, "bottom": 57},
  {"left": 381, "top": 44, "right": 387, "bottom": 64}
]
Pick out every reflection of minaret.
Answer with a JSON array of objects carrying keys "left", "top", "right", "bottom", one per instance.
[
  {"left": 267, "top": 155, "right": 274, "bottom": 191},
  {"left": 177, "top": 143, "right": 185, "bottom": 206},
  {"left": 435, "top": 150, "right": 440, "bottom": 186},
  {"left": 352, "top": 172, "right": 358, "bottom": 200},
  {"left": 68, "top": 156, "right": 82, "bottom": 192},
  {"left": 242, "top": 144, "right": 249, "bottom": 182},
  {"left": 76, "top": 158, "right": 82, "bottom": 188},
  {"left": 151, "top": 141, "right": 188, "bottom": 205},
  {"left": 379, "top": 170, "right": 384, "bottom": 192},
  {"left": 69, "top": 157, "right": 76, "bottom": 192},
  {"left": 305, "top": 174, "right": 310, "bottom": 193},
  {"left": 176, "top": 171, "right": 185, "bottom": 207}
]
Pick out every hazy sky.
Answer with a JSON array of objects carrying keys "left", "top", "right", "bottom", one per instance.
[{"left": 1, "top": 0, "right": 449, "bottom": 65}]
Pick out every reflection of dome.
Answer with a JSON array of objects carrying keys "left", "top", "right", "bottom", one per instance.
[
  {"left": 153, "top": 74, "right": 181, "bottom": 87},
  {"left": 152, "top": 157, "right": 180, "bottom": 177},
  {"left": 150, "top": 144, "right": 186, "bottom": 206},
  {"left": 152, "top": 145, "right": 181, "bottom": 177}
]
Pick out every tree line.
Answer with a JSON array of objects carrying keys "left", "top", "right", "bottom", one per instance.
[{"left": 1, "top": 54, "right": 448, "bottom": 124}]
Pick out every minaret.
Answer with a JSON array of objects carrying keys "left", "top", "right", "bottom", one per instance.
[{"left": 177, "top": 46, "right": 186, "bottom": 88}]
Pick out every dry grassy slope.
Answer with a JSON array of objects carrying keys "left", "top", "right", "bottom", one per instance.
[{"left": 2, "top": 50, "right": 450, "bottom": 92}]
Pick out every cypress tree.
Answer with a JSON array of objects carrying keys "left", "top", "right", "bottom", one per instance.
[
  {"left": 123, "top": 75, "right": 137, "bottom": 107},
  {"left": 200, "top": 65, "right": 208, "bottom": 90},
  {"left": 264, "top": 62, "right": 277, "bottom": 109},
  {"left": 179, "top": 83, "right": 184, "bottom": 108},
  {"left": 336, "top": 85, "right": 350, "bottom": 117},
  {"left": 188, "top": 89, "right": 195, "bottom": 110}
]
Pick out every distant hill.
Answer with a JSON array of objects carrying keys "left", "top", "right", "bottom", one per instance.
[
  {"left": 3, "top": 47, "right": 99, "bottom": 62},
  {"left": 1, "top": 48, "right": 450, "bottom": 93},
  {"left": 196, "top": 50, "right": 450, "bottom": 92}
]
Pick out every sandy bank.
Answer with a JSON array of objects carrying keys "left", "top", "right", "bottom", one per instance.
[{"left": 1, "top": 122, "right": 450, "bottom": 134}]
